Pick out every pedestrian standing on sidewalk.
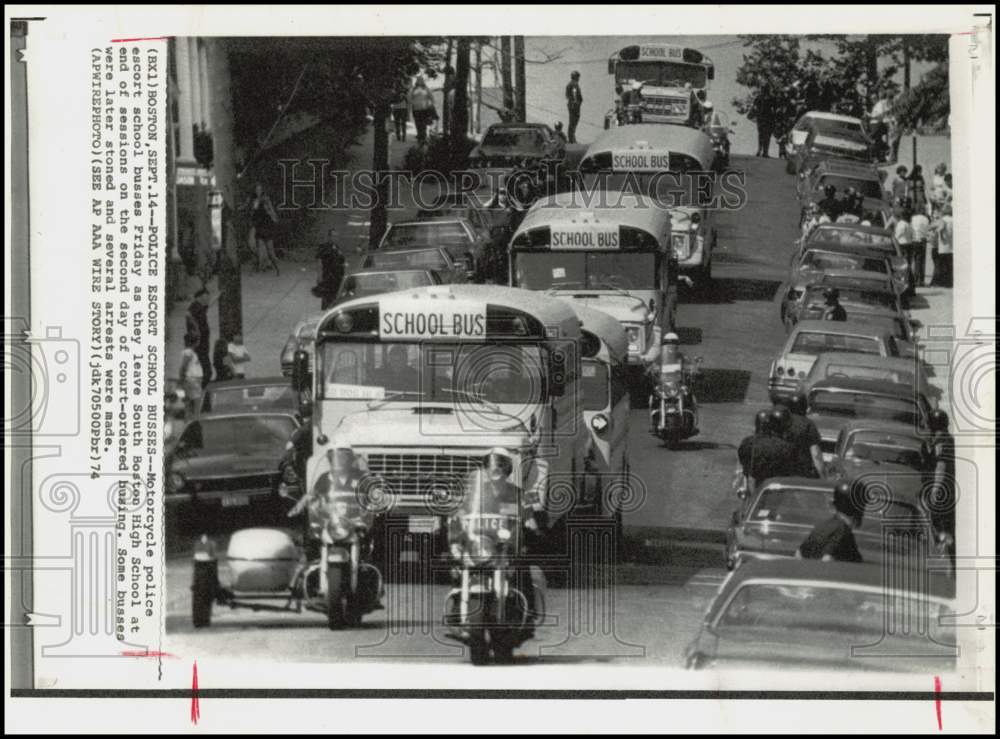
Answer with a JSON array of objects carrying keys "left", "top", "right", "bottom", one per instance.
[
  {"left": 179, "top": 334, "right": 205, "bottom": 415},
  {"left": 249, "top": 182, "right": 280, "bottom": 275},
  {"left": 893, "top": 206, "right": 917, "bottom": 296},
  {"left": 213, "top": 333, "right": 234, "bottom": 382},
  {"left": 930, "top": 205, "right": 953, "bottom": 287},
  {"left": 565, "top": 71, "right": 583, "bottom": 144},
  {"left": 885, "top": 165, "right": 909, "bottom": 204},
  {"left": 185, "top": 288, "right": 213, "bottom": 386},
  {"left": 907, "top": 165, "right": 928, "bottom": 215},
  {"left": 910, "top": 208, "right": 931, "bottom": 287},
  {"left": 409, "top": 76, "right": 434, "bottom": 144},
  {"left": 227, "top": 332, "right": 251, "bottom": 379},
  {"left": 391, "top": 82, "right": 410, "bottom": 143}
]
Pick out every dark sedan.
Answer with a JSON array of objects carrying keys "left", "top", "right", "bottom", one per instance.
[{"left": 165, "top": 411, "right": 299, "bottom": 515}]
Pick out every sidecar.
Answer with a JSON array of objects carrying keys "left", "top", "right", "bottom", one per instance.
[{"left": 190, "top": 527, "right": 322, "bottom": 628}]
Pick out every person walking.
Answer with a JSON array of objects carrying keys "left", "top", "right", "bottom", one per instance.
[
  {"left": 248, "top": 182, "right": 280, "bottom": 275},
  {"left": 776, "top": 393, "right": 824, "bottom": 478},
  {"left": 752, "top": 82, "right": 775, "bottom": 158},
  {"left": 737, "top": 409, "right": 797, "bottom": 491},
  {"left": 185, "top": 288, "right": 213, "bottom": 386},
  {"left": 390, "top": 83, "right": 410, "bottom": 143},
  {"left": 227, "top": 332, "right": 251, "bottom": 379},
  {"left": 409, "top": 76, "right": 434, "bottom": 144},
  {"left": 565, "top": 71, "right": 583, "bottom": 144},
  {"left": 212, "top": 334, "right": 234, "bottom": 383}
]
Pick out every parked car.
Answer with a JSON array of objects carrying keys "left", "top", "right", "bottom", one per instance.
[
  {"left": 684, "top": 559, "right": 956, "bottom": 672},
  {"left": 799, "top": 223, "right": 910, "bottom": 294},
  {"left": 468, "top": 121, "right": 567, "bottom": 169},
  {"left": 280, "top": 312, "right": 325, "bottom": 377},
  {"left": 797, "top": 159, "right": 886, "bottom": 221},
  {"left": 361, "top": 246, "right": 473, "bottom": 284},
  {"left": 806, "top": 377, "right": 931, "bottom": 455},
  {"left": 724, "top": 476, "right": 945, "bottom": 571},
  {"left": 165, "top": 411, "right": 300, "bottom": 516},
  {"left": 416, "top": 203, "right": 512, "bottom": 283},
  {"left": 768, "top": 319, "right": 904, "bottom": 402},
  {"left": 794, "top": 125, "right": 875, "bottom": 177},
  {"left": 827, "top": 420, "right": 933, "bottom": 483},
  {"left": 797, "top": 351, "right": 932, "bottom": 404},
  {"left": 782, "top": 279, "right": 905, "bottom": 331},
  {"left": 789, "top": 244, "right": 900, "bottom": 295},
  {"left": 376, "top": 218, "right": 489, "bottom": 278},
  {"left": 787, "top": 112, "right": 869, "bottom": 173},
  {"left": 198, "top": 377, "right": 299, "bottom": 417}
]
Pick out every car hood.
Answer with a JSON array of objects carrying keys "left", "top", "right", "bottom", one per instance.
[
  {"left": 553, "top": 293, "right": 652, "bottom": 324},
  {"left": 331, "top": 405, "right": 537, "bottom": 450},
  {"left": 171, "top": 449, "right": 282, "bottom": 479}
]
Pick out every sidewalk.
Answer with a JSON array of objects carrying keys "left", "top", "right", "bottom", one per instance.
[
  {"left": 165, "top": 124, "right": 414, "bottom": 381},
  {"left": 908, "top": 283, "right": 955, "bottom": 414}
]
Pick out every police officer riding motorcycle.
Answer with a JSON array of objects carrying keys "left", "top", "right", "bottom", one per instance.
[{"left": 649, "top": 332, "right": 701, "bottom": 448}]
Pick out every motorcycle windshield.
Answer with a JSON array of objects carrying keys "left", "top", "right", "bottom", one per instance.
[{"left": 451, "top": 468, "right": 523, "bottom": 561}]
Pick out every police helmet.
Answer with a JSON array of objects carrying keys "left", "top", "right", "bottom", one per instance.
[
  {"left": 754, "top": 409, "right": 772, "bottom": 434},
  {"left": 928, "top": 409, "right": 949, "bottom": 432},
  {"left": 823, "top": 287, "right": 840, "bottom": 302},
  {"left": 769, "top": 406, "right": 791, "bottom": 434},
  {"left": 485, "top": 447, "right": 514, "bottom": 477},
  {"left": 832, "top": 481, "right": 862, "bottom": 519},
  {"left": 786, "top": 392, "right": 808, "bottom": 416}
]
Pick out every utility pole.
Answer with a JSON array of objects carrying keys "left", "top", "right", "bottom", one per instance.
[
  {"left": 474, "top": 42, "right": 482, "bottom": 133},
  {"left": 452, "top": 38, "right": 471, "bottom": 146},
  {"left": 370, "top": 101, "right": 390, "bottom": 249},
  {"left": 206, "top": 38, "right": 242, "bottom": 340},
  {"left": 514, "top": 36, "right": 527, "bottom": 121},
  {"left": 902, "top": 36, "right": 911, "bottom": 91},
  {"left": 443, "top": 38, "right": 454, "bottom": 136},
  {"left": 500, "top": 36, "right": 514, "bottom": 115}
]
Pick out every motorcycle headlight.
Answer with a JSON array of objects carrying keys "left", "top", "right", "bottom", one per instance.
[
  {"left": 662, "top": 381, "right": 681, "bottom": 397},
  {"left": 672, "top": 233, "right": 690, "bottom": 259}
]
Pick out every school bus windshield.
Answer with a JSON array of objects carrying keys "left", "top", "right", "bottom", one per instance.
[
  {"left": 317, "top": 341, "right": 546, "bottom": 405},
  {"left": 512, "top": 251, "right": 658, "bottom": 291},
  {"left": 615, "top": 61, "right": 706, "bottom": 88}
]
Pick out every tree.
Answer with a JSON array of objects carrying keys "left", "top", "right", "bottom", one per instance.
[{"left": 451, "top": 38, "right": 471, "bottom": 144}]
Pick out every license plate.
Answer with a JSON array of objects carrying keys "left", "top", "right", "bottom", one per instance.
[
  {"left": 407, "top": 516, "right": 439, "bottom": 534},
  {"left": 221, "top": 494, "right": 250, "bottom": 508}
]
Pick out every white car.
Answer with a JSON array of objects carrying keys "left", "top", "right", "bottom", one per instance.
[{"left": 787, "top": 111, "right": 867, "bottom": 173}]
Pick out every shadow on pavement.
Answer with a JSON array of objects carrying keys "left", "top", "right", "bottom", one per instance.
[
  {"left": 685, "top": 277, "right": 783, "bottom": 305},
  {"left": 695, "top": 368, "right": 751, "bottom": 403}
]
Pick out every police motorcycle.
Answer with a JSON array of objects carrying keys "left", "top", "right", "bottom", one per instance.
[
  {"left": 648, "top": 333, "right": 702, "bottom": 449},
  {"left": 190, "top": 445, "right": 383, "bottom": 630},
  {"left": 702, "top": 104, "right": 733, "bottom": 172},
  {"left": 444, "top": 450, "right": 546, "bottom": 665}
]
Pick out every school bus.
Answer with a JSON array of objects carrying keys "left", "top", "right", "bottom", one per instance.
[
  {"left": 509, "top": 189, "right": 675, "bottom": 384},
  {"left": 291, "top": 284, "right": 591, "bottom": 558},
  {"left": 606, "top": 43, "right": 715, "bottom": 128},
  {"left": 579, "top": 124, "right": 719, "bottom": 284},
  {"left": 570, "top": 303, "right": 631, "bottom": 532}
]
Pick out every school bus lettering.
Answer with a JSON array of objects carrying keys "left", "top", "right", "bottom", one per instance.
[{"left": 380, "top": 310, "right": 486, "bottom": 339}]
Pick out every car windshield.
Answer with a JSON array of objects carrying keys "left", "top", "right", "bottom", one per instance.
[
  {"left": 581, "top": 360, "right": 609, "bottom": 411},
  {"left": 317, "top": 341, "right": 546, "bottom": 406},
  {"left": 615, "top": 60, "right": 706, "bottom": 88},
  {"left": 801, "top": 251, "right": 888, "bottom": 274},
  {"left": 809, "top": 390, "right": 919, "bottom": 426},
  {"left": 845, "top": 431, "right": 928, "bottom": 469},
  {"left": 818, "top": 362, "right": 914, "bottom": 386},
  {"left": 418, "top": 207, "right": 477, "bottom": 225},
  {"left": 809, "top": 228, "right": 895, "bottom": 252},
  {"left": 200, "top": 383, "right": 297, "bottom": 413},
  {"left": 482, "top": 128, "right": 546, "bottom": 152},
  {"left": 716, "top": 583, "right": 952, "bottom": 640},
  {"left": 791, "top": 331, "right": 882, "bottom": 356},
  {"left": 382, "top": 222, "right": 470, "bottom": 248},
  {"left": 365, "top": 249, "right": 449, "bottom": 271},
  {"left": 814, "top": 176, "right": 883, "bottom": 199},
  {"left": 814, "top": 118, "right": 863, "bottom": 136},
  {"left": 182, "top": 415, "right": 296, "bottom": 455},
  {"left": 338, "top": 271, "right": 434, "bottom": 300},
  {"left": 513, "top": 252, "right": 658, "bottom": 291},
  {"left": 805, "top": 287, "right": 897, "bottom": 310}
]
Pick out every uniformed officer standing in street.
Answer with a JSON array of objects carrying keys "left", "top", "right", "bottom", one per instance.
[
  {"left": 737, "top": 409, "right": 798, "bottom": 491},
  {"left": 565, "top": 71, "right": 583, "bottom": 144},
  {"left": 797, "top": 481, "right": 864, "bottom": 563},
  {"left": 314, "top": 228, "right": 346, "bottom": 310}
]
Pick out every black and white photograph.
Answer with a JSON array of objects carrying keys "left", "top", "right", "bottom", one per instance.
[{"left": 5, "top": 6, "right": 995, "bottom": 734}]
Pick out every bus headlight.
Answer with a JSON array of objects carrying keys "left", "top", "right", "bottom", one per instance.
[
  {"left": 625, "top": 324, "right": 643, "bottom": 351},
  {"left": 672, "top": 233, "right": 690, "bottom": 259}
]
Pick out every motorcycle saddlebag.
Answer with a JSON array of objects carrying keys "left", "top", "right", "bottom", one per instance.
[{"left": 225, "top": 528, "right": 300, "bottom": 592}]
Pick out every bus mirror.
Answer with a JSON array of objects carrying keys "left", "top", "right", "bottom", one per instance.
[
  {"left": 291, "top": 350, "right": 310, "bottom": 393},
  {"left": 607, "top": 59, "right": 615, "bottom": 76}
]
